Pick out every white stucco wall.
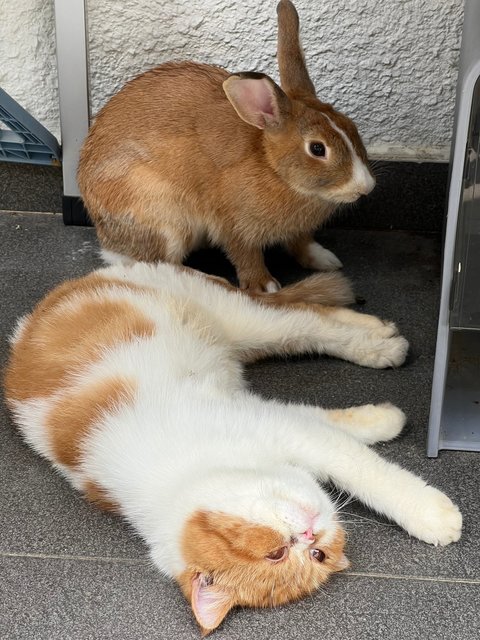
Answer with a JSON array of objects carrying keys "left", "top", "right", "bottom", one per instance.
[{"left": 1, "top": 0, "right": 464, "bottom": 161}]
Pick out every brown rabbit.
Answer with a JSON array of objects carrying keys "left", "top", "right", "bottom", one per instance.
[{"left": 78, "top": 0, "right": 375, "bottom": 293}]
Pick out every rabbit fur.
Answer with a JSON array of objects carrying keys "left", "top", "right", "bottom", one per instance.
[{"left": 78, "top": 0, "right": 375, "bottom": 294}]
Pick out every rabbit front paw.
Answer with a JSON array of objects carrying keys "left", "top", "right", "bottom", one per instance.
[
  {"left": 305, "top": 242, "right": 343, "bottom": 271},
  {"left": 239, "top": 275, "right": 281, "bottom": 294}
]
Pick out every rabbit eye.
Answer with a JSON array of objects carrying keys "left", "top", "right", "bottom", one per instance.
[
  {"left": 265, "top": 546, "right": 289, "bottom": 563},
  {"left": 309, "top": 142, "right": 326, "bottom": 157},
  {"left": 310, "top": 548, "right": 326, "bottom": 562}
]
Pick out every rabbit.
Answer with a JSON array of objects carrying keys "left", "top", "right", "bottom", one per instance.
[{"left": 78, "top": 0, "right": 375, "bottom": 293}]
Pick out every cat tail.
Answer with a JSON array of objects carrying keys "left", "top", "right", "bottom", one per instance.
[{"left": 248, "top": 272, "right": 355, "bottom": 307}]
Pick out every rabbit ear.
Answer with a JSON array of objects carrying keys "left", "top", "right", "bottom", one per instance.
[
  {"left": 223, "top": 72, "right": 291, "bottom": 130},
  {"left": 276, "top": 0, "right": 316, "bottom": 98}
]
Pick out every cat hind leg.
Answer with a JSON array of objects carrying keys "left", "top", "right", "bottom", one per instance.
[{"left": 226, "top": 302, "right": 408, "bottom": 369}]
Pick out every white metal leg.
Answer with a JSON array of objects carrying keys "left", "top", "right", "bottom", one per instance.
[{"left": 53, "top": 0, "right": 90, "bottom": 200}]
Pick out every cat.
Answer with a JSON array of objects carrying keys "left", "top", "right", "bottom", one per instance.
[{"left": 4, "top": 262, "right": 461, "bottom": 634}]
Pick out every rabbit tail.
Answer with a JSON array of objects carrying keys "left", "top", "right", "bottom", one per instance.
[{"left": 250, "top": 273, "right": 355, "bottom": 307}]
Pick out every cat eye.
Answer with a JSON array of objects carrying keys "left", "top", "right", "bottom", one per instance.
[
  {"left": 309, "top": 142, "right": 326, "bottom": 158},
  {"left": 309, "top": 548, "right": 326, "bottom": 563},
  {"left": 265, "top": 546, "right": 289, "bottom": 563}
]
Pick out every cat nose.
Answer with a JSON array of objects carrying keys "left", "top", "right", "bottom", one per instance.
[{"left": 301, "top": 527, "right": 315, "bottom": 542}]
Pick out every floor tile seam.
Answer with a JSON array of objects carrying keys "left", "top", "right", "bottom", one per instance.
[
  {"left": 1, "top": 552, "right": 479, "bottom": 586},
  {"left": 341, "top": 570, "right": 480, "bottom": 586},
  {"left": 0, "top": 550, "right": 150, "bottom": 565},
  {"left": 0, "top": 210, "right": 57, "bottom": 216}
]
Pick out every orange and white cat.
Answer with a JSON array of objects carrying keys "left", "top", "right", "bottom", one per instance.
[{"left": 4, "top": 264, "right": 461, "bottom": 634}]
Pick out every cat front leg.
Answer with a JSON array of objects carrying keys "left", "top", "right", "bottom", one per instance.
[
  {"left": 293, "top": 425, "right": 462, "bottom": 546},
  {"left": 222, "top": 301, "right": 408, "bottom": 368}
]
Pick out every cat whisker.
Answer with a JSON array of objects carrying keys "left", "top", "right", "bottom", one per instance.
[
  {"left": 331, "top": 488, "right": 347, "bottom": 505},
  {"left": 314, "top": 583, "right": 331, "bottom": 600},
  {"left": 333, "top": 492, "right": 356, "bottom": 512},
  {"left": 337, "top": 520, "right": 373, "bottom": 524},
  {"left": 339, "top": 511, "right": 395, "bottom": 527},
  {"left": 336, "top": 499, "right": 355, "bottom": 512}
]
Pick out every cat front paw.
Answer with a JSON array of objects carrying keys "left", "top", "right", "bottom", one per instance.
[{"left": 406, "top": 486, "right": 462, "bottom": 546}]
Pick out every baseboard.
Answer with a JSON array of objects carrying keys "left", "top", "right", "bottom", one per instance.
[
  {"left": 0, "top": 160, "right": 449, "bottom": 233},
  {"left": 329, "top": 161, "right": 449, "bottom": 234},
  {"left": 62, "top": 196, "right": 92, "bottom": 226}
]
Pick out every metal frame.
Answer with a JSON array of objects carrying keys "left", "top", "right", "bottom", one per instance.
[{"left": 427, "top": 0, "right": 480, "bottom": 456}]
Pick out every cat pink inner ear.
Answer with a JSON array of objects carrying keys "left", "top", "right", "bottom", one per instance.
[
  {"left": 223, "top": 77, "right": 281, "bottom": 129},
  {"left": 337, "top": 553, "right": 350, "bottom": 571},
  {"left": 191, "top": 573, "right": 233, "bottom": 634}
]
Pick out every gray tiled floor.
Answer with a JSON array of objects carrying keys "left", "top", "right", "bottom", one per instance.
[{"left": 1, "top": 211, "right": 479, "bottom": 639}]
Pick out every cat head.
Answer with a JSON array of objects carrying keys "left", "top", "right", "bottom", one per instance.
[{"left": 176, "top": 466, "right": 348, "bottom": 634}]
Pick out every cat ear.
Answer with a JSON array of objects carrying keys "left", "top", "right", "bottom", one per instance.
[
  {"left": 336, "top": 553, "right": 350, "bottom": 571},
  {"left": 191, "top": 573, "right": 234, "bottom": 635}
]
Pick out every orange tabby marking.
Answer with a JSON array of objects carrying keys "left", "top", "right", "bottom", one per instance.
[
  {"left": 46, "top": 376, "right": 136, "bottom": 468},
  {"left": 4, "top": 275, "right": 155, "bottom": 403},
  {"left": 83, "top": 479, "right": 120, "bottom": 513}
]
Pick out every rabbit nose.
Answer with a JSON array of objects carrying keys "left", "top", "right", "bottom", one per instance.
[{"left": 361, "top": 173, "right": 376, "bottom": 195}]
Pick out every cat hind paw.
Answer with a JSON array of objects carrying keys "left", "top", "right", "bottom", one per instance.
[
  {"left": 359, "top": 403, "right": 406, "bottom": 444},
  {"left": 354, "top": 333, "right": 409, "bottom": 369}
]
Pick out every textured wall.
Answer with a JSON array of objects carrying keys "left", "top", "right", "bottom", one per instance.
[
  {"left": 1, "top": 0, "right": 464, "bottom": 161},
  {"left": 0, "top": 0, "right": 59, "bottom": 144}
]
